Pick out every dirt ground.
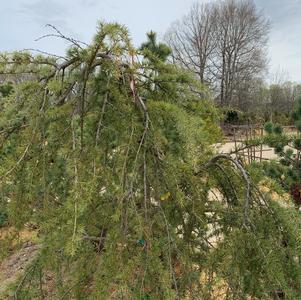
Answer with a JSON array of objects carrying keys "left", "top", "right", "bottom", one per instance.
[
  {"left": 0, "top": 242, "right": 39, "bottom": 297},
  {"left": 0, "top": 229, "right": 39, "bottom": 298},
  {"left": 215, "top": 141, "right": 279, "bottom": 160},
  {"left": 219, "top": 125, "right": 298, "bottom": 161}
]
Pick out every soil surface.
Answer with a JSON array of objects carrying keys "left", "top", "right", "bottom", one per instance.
[{"left": 0, "top": 230, "right": 39, "bottom": 298}]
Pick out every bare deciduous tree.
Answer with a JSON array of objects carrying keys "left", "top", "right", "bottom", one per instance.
[
  {"left": 165, "top": 0, "right": 270, "bottom": 109},
  {"left": 165, "top": 2, "right": 218, "bottom": 85}
]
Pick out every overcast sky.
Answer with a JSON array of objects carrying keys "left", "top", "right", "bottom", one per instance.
[{"left": 1, "top": 0, "right": 301, "bottom": 81}]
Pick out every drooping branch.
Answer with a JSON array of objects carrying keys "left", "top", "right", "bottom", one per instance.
[
  {"left": 35, "top": 24, "right": 89, "bottom": 48},
  {"left": 205, "top": 154, "right": 252, "bottom": 228}
]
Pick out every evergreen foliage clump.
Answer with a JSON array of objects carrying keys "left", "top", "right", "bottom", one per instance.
[
  {"left": 260, "top": 97, "right": 301, "bottom": 207},
  {"left": 0, "top": 81, "right": 14, "bottom": 98},
  {"left": 1, "top": 23, "right": 301, "bottom": 299},
  {"left": 0, "top": 211, "right": 7, "bottom": 228}
]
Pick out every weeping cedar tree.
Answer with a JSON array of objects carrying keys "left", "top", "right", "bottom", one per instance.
[{"left": 0, "top": 23, "right": 301, "bottom": 299}]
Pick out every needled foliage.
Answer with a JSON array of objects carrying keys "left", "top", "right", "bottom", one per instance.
[
  {"left": 1, "top": 22, "right": 301, "bottom": 299},
  {"left": 0, "top": 81, "right": 14, "bottom": 98},
  {"left": 257, "top": 97, "right": 301, "bottom": 207}
]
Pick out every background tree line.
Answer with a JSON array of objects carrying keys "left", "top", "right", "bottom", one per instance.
[{"left": 164, "top": 0, "right": 301, "bottom": 121}]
